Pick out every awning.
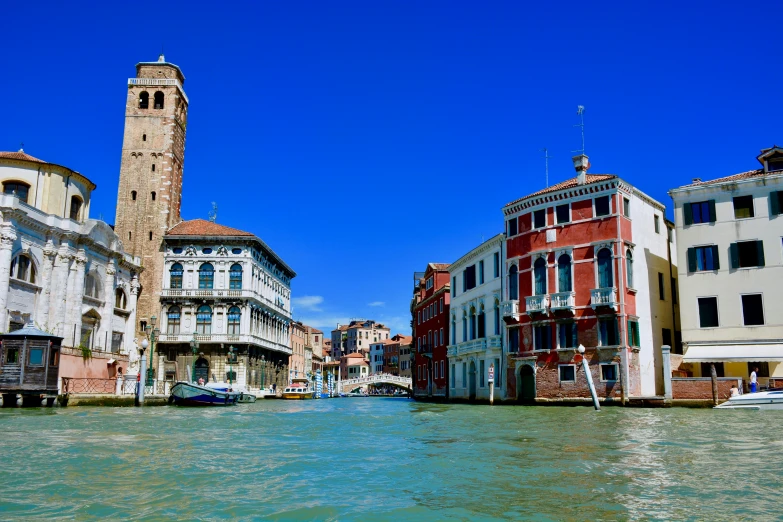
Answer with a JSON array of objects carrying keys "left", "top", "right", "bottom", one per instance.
[
  {"left": 682, "top": 344, "right": 783, "bottom": 363},
  {"left": 107, "top": 358, "right": 116, "bottom": 365}
]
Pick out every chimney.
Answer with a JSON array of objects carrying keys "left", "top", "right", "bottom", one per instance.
[
  {"left": 692, "top": 178, "right": 702, "bottom": 184},
  {"left": 158, "top": 54, "right": 166, "bottom": 63},
  {"left": 572, "top": 154, "right": 590, "bottom": 185}
]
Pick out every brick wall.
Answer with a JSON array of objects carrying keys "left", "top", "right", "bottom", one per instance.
[{"left": 672, "top": 378, "right": 739, "bottom": 401}]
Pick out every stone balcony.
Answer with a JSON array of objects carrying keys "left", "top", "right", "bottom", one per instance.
[
  {"left": 590, "top": 287, "right": 618, "bottom": 310},
  {"left": 501, "top": 300, "right": 520, "bottom": 320},
  {"left": 525, "top": 295, "right": 549, "bottom": 315},
  {"left": 446, "top": 338, "right": 487, "bottom": 358},
  {"left": 157, "top": 332, "right": 292, "bottom": 355},
  {"left": 550, "top": 291, "right": 576, "bottom": 312}
]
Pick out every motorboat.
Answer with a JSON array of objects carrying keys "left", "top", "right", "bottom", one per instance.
[
  {"left": 714, "top": 389, "right": 783, "bottom": 410},
  {"left": 169, "top": 381, "right": 240, "bottom": 406},
  {"left": 281, "top": 378, "right": 315, "bottom": 400}
]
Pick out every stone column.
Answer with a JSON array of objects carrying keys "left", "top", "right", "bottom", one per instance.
[
  {"left": 68, "top": 250, "right": 87, "bottom": 343},
  {"left": 63, "top": 253, "right": 80, "bottom": 343},
  {"left": 98, "top": 259, "right": 116, "bottom": 351},
  {"left": 51, "top": 247, "right": 73, "bottom": 340},
  {"left": 0, "top": 226, "right": 17, "bottom": 330},
  {"left": 661, "top": 345, "right": 672, "bottom": 402},
  {"left": 36, "top": 240, "right": 57, "bottom": 328},
  {"left": 125, "top": 274, "right": 140, "bottom": 354}
]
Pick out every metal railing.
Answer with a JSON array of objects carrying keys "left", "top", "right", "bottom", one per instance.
[
  {"left": 550, "top": 291, "right": 576, "bottom": 311},
  {"left": 61, "top": 377, "right": 116, "bottom": 394},
  {"left": 525, "top": 295, "right": 549, "bottom": 314}
]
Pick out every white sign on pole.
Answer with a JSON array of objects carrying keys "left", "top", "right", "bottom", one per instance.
[{"left": 488, "top": 363, "right": 495, "bottom": 383}]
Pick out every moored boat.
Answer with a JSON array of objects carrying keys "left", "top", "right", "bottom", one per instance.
[
  {"left": 714, "top": 389, "right": 783, "bottom": 410},
  {"left": 281, "top": 378, "right": 315, "bottom": 400},
  {"left": 169, "top": 381, "right": 240, "bottom": 406}
]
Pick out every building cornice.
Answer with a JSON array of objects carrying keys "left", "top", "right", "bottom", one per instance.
[{"left": 449, "top": 233, "right": 504, "bottom": 271}]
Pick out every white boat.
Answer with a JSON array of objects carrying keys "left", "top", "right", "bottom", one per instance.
[
  {"left": 281, "top": 378, "right": 315, "bottom": 400},
  {"left": 714, "top": 389, "right": 783, "bottom": 410}
]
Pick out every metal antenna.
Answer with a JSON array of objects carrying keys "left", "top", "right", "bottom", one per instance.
[
  {"left": 541, "top": 147, "right": 551, "bottom": 187},
  {"left": 573, "top": 105, "right": 586, "bottom": 155},
  {"left": 208, "top": 202, "right": 218, "bottom": 222}
]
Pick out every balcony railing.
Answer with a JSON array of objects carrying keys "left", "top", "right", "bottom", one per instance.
[
  {"left": 550, "top": 291, "right": 576, "bottom": 312},
  {"left": 157, "top": 332, "right": 292, "bottom": 355},
  {"left": 525, "top": 295, "right": 549, "bottom": 314},
  {"left": 487, "top": 335, "right": 502, "bottom": 350},
  {"left": 590, "top": 287, "right": 618, "bottom": 310},
  {"left": 418, "top": 344, "right": 433, "bottom": 356},
  {"left": 501, "top": 300, "right": 520, "bottom": 320}
]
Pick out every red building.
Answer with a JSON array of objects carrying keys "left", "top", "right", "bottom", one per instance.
[
  {"left": 411, "top": 263, "right": 451, "bottom": 399},
  {"left": 502, "top": 155, "right": 678, "bottom": 403}
]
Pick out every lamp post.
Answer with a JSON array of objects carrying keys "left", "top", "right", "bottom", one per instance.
[
  {"left": 145, "top": 315, "right": 160, "bottom": 388},
  {"left": 260, "top": 354, "right": 266, "bottom": 390},
  {"left": 189, "top": 333, "right": 199, "bottom": 383},
  {"left": 136, "top": 338, "right": 148, "bottom": 405},
  {"left": 227, "top": 345, "right": 236, "bottom": 386}
]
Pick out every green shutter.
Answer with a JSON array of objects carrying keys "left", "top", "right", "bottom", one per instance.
[
  {"left": 757, "top": 240, "right": 765, "bottom": 267},
  {"left": 635, "top": 323, "right": 640, "bottom": 347},
  {"left": 712, "top": 245, "right": 720, "bottom": 270},
  {"left": 687, "top": 248, "right": 697, "bottom": 272},
  {"left": 729, "top": 243, "right": 739, "bottom": 269},
  {"left": 771, "top": 192, "right": 781, "bottom": 217},
  {"left": 708, "top": 200, "right": 717, "bottom": 222},
  {"left": 683, "top": 203, "right": 693, "bottom": 226}
]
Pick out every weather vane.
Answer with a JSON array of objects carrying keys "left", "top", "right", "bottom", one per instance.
[
  {"left": 573, "top": 105, "right": 586, "bottom": 155},
  {"left": 208, "top": 202, "right": 218, "bottom": 222}
]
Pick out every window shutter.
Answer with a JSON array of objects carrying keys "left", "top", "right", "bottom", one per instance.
[
  {"left": 757, "top": 240, "right": 765, "bottom": 267},
  {"left": 683, "top": 203, "right": 693, "bottom": 226},
  {"left": 712, "top": 245, "right": 720, "bottom": 270},
  {"left": 687, "top": 248, "right": 697, "bottom": 273},
  {"left": 613, "top": 319, "right": 620, "bottom": 346},
  {"left": 627, "top": 319, "right": 632, "bottom": 345},
  {"left": 770, "top": 191, "right": 780, "bottom": 217},
  {"left": 571, "top": 323, "right": 578, "bottom": 348},
  {"left": 708, "top": 200, "right": 717, "bottom": 223},
  {"left": 729, "top": 243, "right": 739, "bottom": 269}
]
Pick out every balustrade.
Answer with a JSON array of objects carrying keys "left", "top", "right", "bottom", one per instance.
[
  {"left": 525, "top": 295, "right": 549, "bottom": 314},
  {"left": 590, "top": 287, "right": 618, "bottom": 310},
  {"left": 501, "top": 300, "right": 520, "bottom": 320},
  {"left": 549, "top": 291, "right": 576, "bottom": 312}
]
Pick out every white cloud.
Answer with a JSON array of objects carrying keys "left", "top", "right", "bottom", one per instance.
[
  {"left": 291, "top": 295, "right": 324, "bottom": 312},
  {"left": 298, "top": 316, "right": 353, "bottom": 332},
  {"left": 367, "top": 301, "right": 385, "bottom": 307}
]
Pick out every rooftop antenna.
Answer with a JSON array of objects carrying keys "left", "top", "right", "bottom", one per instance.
[
  {"left": 208, "top": 202, "right": 218, "bottom": 222},
  {"left": 573, "top": 105, "right": 586, "bottom": 155},
  {"left": 541, "top": 147, "right": 551, "bottom": 187}
]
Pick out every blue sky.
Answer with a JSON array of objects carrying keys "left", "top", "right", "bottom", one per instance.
[{"left": 2, "top": 1, "right": 781, "bottom": 335}]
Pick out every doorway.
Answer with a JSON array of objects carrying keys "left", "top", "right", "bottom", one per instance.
[
  {"left": 519, "top": 364, "right": 536, "bottom": 403},
  {"left": 469, "top": 360, "right": 477, "bottom": 400},
  {"left": 194, "top": 357, "right": 209, "bottom": 383}
]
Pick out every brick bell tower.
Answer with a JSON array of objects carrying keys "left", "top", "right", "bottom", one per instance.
[{"left": 115, "top": 54, "right": 188, "bottom": 334}]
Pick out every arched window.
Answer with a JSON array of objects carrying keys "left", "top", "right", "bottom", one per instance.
[
  {"left": 169, "top": 263, "right": 183, "bottom": 289},
  {"left": 597, "top": 248, "right": 614, "bottom": 288},
  {"left": 138, "top": 91, "right": 149, "bottom": 109},
  {"left": 469, "top": 306, "right": 476, "bottom": 340},
  {"left": 69, "top": 195, "right": 83, "bottom": 221},
  {"left": 131, "top": 190, "right": 137, "bottom": 201},
  {"left": 151, "top": 191, "right": 156, "bottom": 201},
  {"left": 198, "top": 263, "right": 214, "bottom": 289},
  {"left": 196, "top": 305, "right": 212, "bottom": 334},
  {"left": 229, "top": 263, "right": 243, "bottom": 289},
  {"left": 228, "top": 306, "right": 241, "bottom": 335},
  {"left": 451, "top": 316, "right": 456, "bottom": 345},
  {"left": 10, "top": 254, "right": 36, "bottom": 284},
  {"left": 478, "top": 304, "right": 486, "bottom": 338},
  {"left": 154, "top": 91, "right": 165, "bottom": 109},
  {"left": 626, "top": 250, "right": 634, "bottom": 288},
  {"left": 114, "top": 288, "right": 127, "bottom": 309},
  {"left": 558, "top": 254, "right": 572, "bottom": 292},
  {"left": 534, "top": 257, "right": 547, "bottom": 296},
  {"left": 462, "top": 312, "right": 467, "bottom": 343},
  {"left": 508, "top": 265, "right": 519, "bottom": 300},
  {"left": 3, "top": 181, "right": 30, "bottom": 204},
  {"left": 84, "top": 273, "right": 101, "bottom": 299},
  {"left": 494, "top": 299, "right": 500, "bottom": 335},
  {"left": 167, "top": 306, "right": 180, "bottom": 334}
]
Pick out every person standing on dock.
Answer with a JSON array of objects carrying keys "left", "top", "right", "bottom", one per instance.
[{"left": 750, "top": 368, "right": 758, "bottom": 393}]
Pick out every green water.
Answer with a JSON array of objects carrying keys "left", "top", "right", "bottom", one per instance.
[{"left": 0, "top": 399, "right": 779, "bottom": 521}]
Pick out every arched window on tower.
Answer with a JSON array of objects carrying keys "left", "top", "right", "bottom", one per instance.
[
  {"left": 228, "top": 306, "right": 241, "bottom": 335},
  {"left": 131, "top": 191, "right": 137, "bottom": 201},
  {"left": 198, "top": 263, "right": 214, "bottom": 289},
  {"left": 115, "top": 288, "right": 127, "bottom": 309},
  {"left": 167, "top": 306, "right": 181, "bottom": 334},
  {"left": 151, "top": 191, "right": 156, "bottom": 201},
  {"left": 196, "top": 305, "right": 212, "bottom": 334},
  {"left": 154, "top": 91, "right": 164, "bottom": 109},
  {"left": 69, "top": 195, "right": 83, "bottom": 221},
  {"left": 139, "top": 91, "right": 149, "bottom": 109},
  {"left": 169, "top": 263, "right": 183, "bottom": 289},
  {"left": 229, "top": 264, "right": 243, "bottom": 289},
  {"left": 3, "top": 181, "right": 30, "bottom": 204},
  {"left": 10, "top": 254, "right": 36, "bottom": 284}
]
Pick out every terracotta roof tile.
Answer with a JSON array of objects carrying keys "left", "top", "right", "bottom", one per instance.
[
  {"left": 681, "top": 169, "right": 766, "bottom": 188},
  {"left": 429, "top": 263, "right": 451, "bottom": 270},
  {"left": 505, "top": 174, "right": 617, "bottom": 207},
  {"left": 0, "top": 151, "right": 47, "bottom": 164},
  {"left": 166, "top": 219, "right": 254, "bottom": 237}
]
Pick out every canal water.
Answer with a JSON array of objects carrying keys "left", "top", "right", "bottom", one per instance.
[{"left": 0, "top": 399, "right": 779, "bottom": 520}]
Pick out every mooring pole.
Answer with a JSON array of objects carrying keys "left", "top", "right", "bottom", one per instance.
[
  {"left": 710, "top": 363, "right": 719, "bottom": 406},
  {"left": 578, "top": 345, "right": 600, "bottom": 411}
]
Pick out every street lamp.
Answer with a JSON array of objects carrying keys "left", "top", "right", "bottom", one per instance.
[
  {"left": 136, "top": 338, "right": 149, "bottom": 405},
  {"left": 189, "top": 333, "right": 200, "bottom": 383},
  {"left": 144, "top": 315, "right": 160, "bottom": 387}
]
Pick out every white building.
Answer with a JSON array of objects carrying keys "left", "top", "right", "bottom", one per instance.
[
  {"left": 157, "top": 219, "right": 296, "bottom": 391},
  {"left": 0, "top": 150, "right": 141, "bottom": 377},
  {"left": 670, "top": 146, "right": 783, "bottom": 385},
  {"left": 369, "top": 340, "right": 387, "bottom": 374},
  {"left": 447, "top": 234, "right": 505, "bottom": 401}
]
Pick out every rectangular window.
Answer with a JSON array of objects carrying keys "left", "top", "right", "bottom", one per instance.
[
  {"left": 494, "top": 358, "right": 501, "bottom": 387},
  {"left": 49, "top": 348, "right": 59, "bottom": 366},
  {"left": 463, "top": 362, "right": 467, "bottom": 388},
  {"left": 507, "top": 218, "right": 518, "bottom": 237},
  {"left": 434, "top": 363, "right": 438, "bottom": 379},
  {"left": 440, "top": 360, "right": 444, "bottom": 381},
  {"left": 623, "top": 198, "right": 631, "bottom": 218},
  {"left": 533, "top": 209, "right": 546, "bottom": 229},
  {"left": 451, "top": 364, "right": 455, "bottom": 388},
  {"left": 600, "top": 364, "right": 618, "bottom": 381},
  {"left": 671, "top": 278, "right": 678, "bottom": 305},
  {"left": 111, "top": 332, "right": 124, "bottom": 353},
  {"left": 558, "top": 321, "right": 577, "bottom": 349},
  {"left": 598, "top": 317, "right": 619, "bottom": 346},
  {"left": 440, "top": 298, "right": 443, "bottom": 313},
  {"left": 559, "top": 365, "right": 576, "bottom": 382},
  {"left": 452, "top": 276, "right": 457, "bottom": 296},
  {"left": 28, "top": 348, "right": 43, "bottom": 366},
  {"left": 741, "top": 294, "right": 764, "bottom": 326},
  {"left": 418, "top": 311, "right": 421, "bottom": 324},
  {"left": 662, "top": 328, "right": 672, "bottom": 348},
  {"left": 688, "top": 245, "right": 720, "bottom": 272},
  {"left": 440, "top": 328, "right": 444, "bottom": 345},
  {"left": 627, "top": 319, "right": 640, "bottom": 347},
  {"left": 595, "top": 196, "right": 610, "bottom": 217},
  {"left": 654, "top": 215, "right": 660, "bottom": 233},
  {"left": 479, "top": 260, "right": 485, "bottom": 285},
  {"left": 698, "top": 297, "right": 719, "bottom": 328},
  {"left": 733, "top": 195, "right": 754, "bottom": 219},
  {"left": 730, "top": 240, "right": 765, "bottom": 269},
  {"left": 770, "top": 191, "right": 783, "bottom": 216},
  {"left": 556, "top": 204, "right": 570, "bottom": 224},
  {"left": 533, "top": 324, "right": 550, "bottom": 352},
  {"left": 5, "top": 347, "right": 19, "bottom": 364},
  {"left": 493, "top": 252, "right": 500, "bottom": 278},
  {"left": 480, "top": 359, "right": 485, "bottom": 387},
  {"left": 464, "top": 265, "right": 476, "bottom": 291},
  {"left": 508, "top": 327, "right": 520, "bottom": 352},
  {"left": 684, "top": 200, "right": 716, "bottom": 225},
  {"left": 658, "top": 272, "right": 665, "bottom": 300}
]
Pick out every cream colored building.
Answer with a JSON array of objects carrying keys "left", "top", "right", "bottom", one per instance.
[
  {"left": 670, "top": 146, "right": 783, "bottom": 384},
  {"left": 331, "top": 319, "right": 390, "bottom": 358}
]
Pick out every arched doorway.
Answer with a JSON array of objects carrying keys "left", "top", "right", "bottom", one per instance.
[
  {"left": 519, "top": 365, "right": 536, "bottom": 403},
  {"left": 194, "top": 357, "right": 209, "bottom": 383},
  {"left": 469, "top": 360, "right": 477, "bottom": 400}
]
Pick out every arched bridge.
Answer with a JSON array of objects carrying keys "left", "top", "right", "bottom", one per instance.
[{"left": 338, "top": 374, "right": 412, "bottom": 393}]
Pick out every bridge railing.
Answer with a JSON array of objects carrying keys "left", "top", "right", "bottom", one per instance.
[{"left": 338, "top": 373, "right": 412, "bottom": 389}]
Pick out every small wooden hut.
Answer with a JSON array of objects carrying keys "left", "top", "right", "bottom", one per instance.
[{"left": 0, "top": 323, "right": 63, "bottom": 407}]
